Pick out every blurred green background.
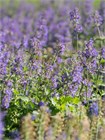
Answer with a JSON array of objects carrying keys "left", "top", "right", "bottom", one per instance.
[{"left": 0, "top": 0, "right": 102, "bottom": 8}]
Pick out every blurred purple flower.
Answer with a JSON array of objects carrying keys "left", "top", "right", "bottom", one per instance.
[
  {"left": 83, "top": 39, "right": 98, "bottom": 58},
  {"left": 101, "top": 47, "right": 105, "bottom": 59},
  {"left": 51, "top": 77, "right": 58, "bottom": 88},
  {"left": 38, "top": 101, "right": 44, "bottom": 106},
  {"left": 88, "top": 101, "right": 99, "bottom": 116},
  {"left": 57, "top": 57, "right": 62, "bottom": 64},
  {"left": 0, "top": 112, "right": 6, "bottom": 140},
  {"left": 84, "top": 0, "right": 94, "bottom": 15},
  {"left": 8, "top": 130, "right": 20, "bottom": 139},
  {"left": 70, "top": 8, "right": 83, "bottom": 33},
  {"left": 2, "top": 88, "right": 12, "bottom": 109},
  {"left": 93, "top": 11, "right": 103, "bottom": 27},
  {"left": 7, "top": 81, "right": 13, "bottom": 88},
  {"left": 69, "top": 8, "right": 80, "bottom": 21},
  {"left": 69, "top": 84, "right": 79, "bottom": 96},
  {"left": 74, "top": 23, "right": 83, "bottom": 33},
  {"left": 71, "top": 65, "right": 83, "bottom": 84}
]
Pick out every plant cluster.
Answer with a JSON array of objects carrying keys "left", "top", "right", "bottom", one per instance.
[{"left": 0, "top": 0, "right": 105, "bottom": 139}]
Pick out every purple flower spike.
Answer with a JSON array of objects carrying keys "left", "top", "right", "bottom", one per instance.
[
  {"left": 38, "top": 101, "right": 44, "bottom": 107},
  {"left": 101, "top": 47, "right": 105, "bottom": 59},
  {"left": 70, "top": 8, "right": 83, "bottom": 33},
  {"left": 84, "top": 39, "right": 98, "bottom": 58},
  {"left": 88, "top": 101, "right": 99, "bottom": 116},
  {"left": 74, "top": 23, "right": 83, "bottom": 33},
  {"left": 0, "top": 112, "right": 6, "bottom": 140},
  {"left": 2, "top": 88, "right": 12, "bottom": 109},
  {"left": 69, "top": 8, "right": 80, "bottom": 21},
  {"left": 93, "top": 11, "right": 103, "bottom": 27}
]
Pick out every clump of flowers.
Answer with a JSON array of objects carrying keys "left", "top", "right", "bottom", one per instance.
[
  {"left": 69, "top": 8, "right": 83, "bottom": 33},
  {"left": 0, "top": 0, "right": 105, "bottom": 139}
]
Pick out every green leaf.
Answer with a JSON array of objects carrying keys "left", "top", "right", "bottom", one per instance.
[
  {"left": 50, "top": 98, "right": 57, "bottom": 106},
  {"left": 100, "top": 59, "right": 105, "bottom": 64},
  {"left": 17, "top": 96, "right": 29, "bottom": 102},
  {"left": 44, "top": 87, "right": 50, "bottom": 95},
  {"left": 72, "top": 97, "right": 80, "bottom": 104},
  {"left": 93, "top": 0, "right": 101, "bottom": 9},
  {"left": 13, "top": 89, "right": 19, "bottom": 95},
  {"left": 69, "top": 104, "right": 76, "bottom": 112},
  {"left": 23, "top": 66, "right": 28, "bottom": 72},
  {"left": 60, "top": 104, "right": 66, "bottom": 111}
]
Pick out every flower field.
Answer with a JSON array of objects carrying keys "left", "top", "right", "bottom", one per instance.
[{"left": 0, "top": 0, "right": 105, "bottom": 139}]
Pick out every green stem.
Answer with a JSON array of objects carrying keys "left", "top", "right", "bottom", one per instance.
[
  {"left": 97, "top": 26, "right": 103, "bottom": 48},
  {"left": 79, "top": 83, "right": 83, "bottom": 101}
]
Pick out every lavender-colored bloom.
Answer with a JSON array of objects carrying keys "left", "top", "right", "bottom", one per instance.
[
  {"left": 14, "top": 137, "right": 21, "bottom": 140},
  {"left": 5, "top": 88, "right": 12, "bottom": 96},
  {"left": 82, "top": 79, "right": 92, "bottom": 87},
  {"left": 2, "top": 95, "right": 11, "bottom": 109},
  {"left": 69, "top": 8, "right": 80, "bottom": 21},
  {"left": 51, "top": 77, "right": 58, "bottom": 88},
  {"left": 7, "top": 81, "right": 13, "bottom": 87},
  {"left": 60, "top": 43, "right": 66, "bottom": 55},
  {"left": 47, "top": 64, "right": 54, "bottom": 72},
  {"left": 0, "top": 42, "right": 4, "bottom": 51},
  {"left": 36, "top": 24, "right": 48, "bottom": 47},
  {"left": 85, "top": 38, "right": 94, "bottom": 48},
  {"left": 0, "top": 116, "right": 4, "bottom": 139},
  {"left": 74, "top": 23, "right": 83, "bottom": 33},
  {"left": 83, "top": 39, "right": 98, "bottom": 58},
  {"left": 69, "top": 84, "right": 79, "bottom": 96},
  {"left": 56, "top": 43, "right": 66, "bottom": 55},
  {"left": 31, "top": 114, "right": 36, "bottom": 121},
  {"left": 8, "top": 130, "right": 20, "bottom": 139},
  {"left": 84, "top": 88, "right": 92, "bottom": 98},
  {"left": 0, "top": 51, "right": 9, "bottom": 78},
  {"left": 80, "top": 39, "right": 98, "bottom": 74},
  {"left": 72, "top": 65, "right": 83, "bottom": 84},
  {"left": 54, "top": 21, "right": 71, "bottom": 43},
  {"left": 88, "top": 102, "right": 99, "bottom": 116},
  {"left": 101, "top": 47, "right": 105, "bottom": 59},
  {"left": 72, "top": 73, "right": 82, "bottom": 84},
  {"left": 91, "top": 59, "right": 97, "bottom": 69},
  {"left": 91, "top": 48, "right": 98, "bottom": 57},
  {"left": 57, "top": 57, "right": 62, "bottom": 64},
  {"left": 0, "top": 112, "right": 6, "bottom": 140},
  {"left": 23, "top": 38, "right": 28, "bottom": 48},
  {"left": 84, "top": 0, "right": 94, "bottom": 15},
  {"left": 38, "top": 101, "right": 44, "bottom": 106},
  {"left": 100, "top": 0, "right": 105, "bottom": 20},
  {"left": 28, "top": 37, "right": 37, "bottom": 49},
  {"left": 70, "top": 8, "right": 83, "bottom": 33},
  {"left": 2, "top": 88, "right": 12, "bottom": 109},
  {"left": 93, "top": 11, "right": 103, "bottom": 27}
]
